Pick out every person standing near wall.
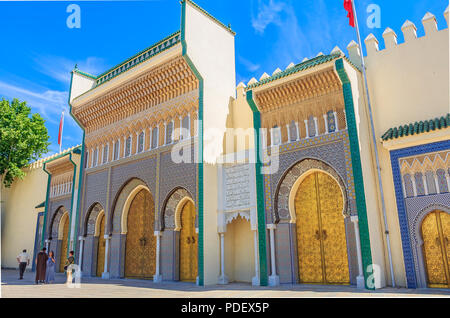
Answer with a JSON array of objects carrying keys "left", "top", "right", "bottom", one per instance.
[
  {"left": 64, "top": 251, "right": 75, "bottom": 285},
  {"left": 16, "top": 249, "right": 30, "bottom": 280},
  {"left": 35, "top": 247, "right": 48, "bottom": 284}
]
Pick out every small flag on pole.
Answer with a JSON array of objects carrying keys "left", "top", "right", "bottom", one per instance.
[
  {"left": 58, "top": 111, "right": 64, "bottom": 153},
  {"left": 344, "top": 0, "right": 355, "bottom": 27}
]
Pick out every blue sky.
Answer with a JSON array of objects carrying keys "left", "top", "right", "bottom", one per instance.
[{"left": 0, "top": 0, "right": 448, "bottom": 157}]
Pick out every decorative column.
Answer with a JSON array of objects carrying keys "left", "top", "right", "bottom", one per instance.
[
  {"left": 446, "top": 170, "right": 450, "bottom": 193},
  {"left": 153, "top": 231, "right": 162, "bottom": 283},
  {"left": 295, "top": 122, "right": 300, "bottom": 140},
  {"left": 351, "top": 215, "right": 365, "bottom": 288},
  {"left": 286, "top": 124, "right": 290, "bottom": 143},
  {"left": 267, "top": 224, "right": 280, "bottom": 286},
  {"left": 323, "top": 114, "right": 329, "bottom": 134},
  {"left": 313, "top": 117, "right": 319, "bottom": 136},
  {"left": 422, "top": 173, "right": 429, "bottom": 195},
  {"left": 218, "top": 232, "right": 228, "bottom": 284},
  {"left": 411, "top": 176, "right": 418, "bottom": 197},
  {"left": 45, "top": 239, "right": 51, "bottom": 251},
  {"left": 433, "top": 171, "right": 440, "bottom": 194},
  {"left": 401, "top": 176, "right": 407, "bottom": 198},
  {"left": 78, "top": 236, "right": 85, "bottom": 276},
  {"left": 334, "top": 111, "right": 339, "bottom": 131},
  {"left": 252, "top": 230, "right": 260, "bottom": 286},
  {"left": 304, "top": 120, "right": 309, "bottom": 138},
  {"left": 102, "top": 235, "right": 110, "bottom": 279}
]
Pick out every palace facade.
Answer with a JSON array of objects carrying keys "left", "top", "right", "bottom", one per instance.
[{"left": 2, "top": 1, "right": 449, "bottom": 290}]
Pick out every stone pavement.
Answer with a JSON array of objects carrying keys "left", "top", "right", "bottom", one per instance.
[{"left": 1, "top": 269, "right": 449, "bottom": 298}]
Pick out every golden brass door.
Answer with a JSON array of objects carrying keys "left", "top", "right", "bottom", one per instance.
[
  {"left": 295, "top": 172, "right": 349, "bottom": 285},
  {"left": 59, "top": 215, "right": 69, "bottom": 272},
  {"left": 124, "top": 189, "right": 156, "bottom": 279},
  {"left": 422, "top": 210, "right": 450, "bottom": 288},
  {"left": 180, "top": 201, "right": 198, "bottom": 282},
  {"left": 96, "top": 214, "right": 105, "bottom": 277}
]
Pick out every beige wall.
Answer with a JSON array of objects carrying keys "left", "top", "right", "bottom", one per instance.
[
  {"left": 1, "top": 166, "right": 48, "bottom": 269},
  {"left": 347, "top": 11, "right": 449, "bottom": 287},
  {"left": 224, "top": 216, "right": 255, "bottom": 282}
]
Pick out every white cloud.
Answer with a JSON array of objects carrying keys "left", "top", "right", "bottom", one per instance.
[
  {"left": 33, "top": 55, "right": 105, "bottom": 84},
  {"left": 238, "top": 55, "right": 261, "bottom": 72},
  {"left": 251, "top": 0, "right": 286, "bottom": 34}
]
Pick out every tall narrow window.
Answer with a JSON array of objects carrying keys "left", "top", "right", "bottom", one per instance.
[
  {"left": 289, "top": 120, "right": 297, "bottom": 142},
  {"left": 103, "top": 145, "right": 109, "bottom": 164},
  {"left": 181, "top": 115, "right": 190, "bottom": 140},
  {"left": 85, "top": 151, "right": 89, "bottom": 168},
  {"left": 125, "top": 136, "right": 131, "bottom": 157},
  {"left": 308, "top": 116, "right": 316, "bottom": 137},
  {"left": 138, "top": 132, "right": 144, "bottom": 153},
  {"left": 272, "top": 125, "right": 281, "bottom": 146},
  {"left": 113, "top": 140, "right": 119, "bottom": 160},
  {"left": 166, "top": 121, "right": 173, "bottom": 145},
  {"left": 151, "top": 127, "right": 159, "bottom": 149},
  {"left": 93, "top": 148, "right": 98, "bottom": 167},
  {"left": 436, "top": 169, "right": 448, "bottom": 193},
  {"left": 414, "top": 172, "right": 425, "bottom": 196}
]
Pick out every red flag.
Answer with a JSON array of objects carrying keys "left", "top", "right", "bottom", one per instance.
[
  {"left": 344, "top": 0, "right": 355, "bottom": 27},
  {"left": 58, "top": 111, "right": 64, "bottom": 150}
]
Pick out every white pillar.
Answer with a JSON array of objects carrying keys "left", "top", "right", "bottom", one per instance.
[
  {"left": 323, "top": 114, "right": 329, "bottom": 134},
  {"left": 304, "top": 120, "right": 309, "bottom": 138},
  {"left": 252, "top": 230, "right": 260, "bottom": 286},
  {"left": 45, "top": 239, "right": 51, "bottom": 251},
  {"left": 445, "top": 171, "right": 450, "bottom": 193},
  {"left": 334, "top": 111, "right": 339, "bottom": 131},
  {"left": 267, "top": 224, "right": 280, "bottom": 286},
  {"left": 411, "top": 176, "right": 418, "bottom": 197},
  {"left": 313, "top": 117, "right": 319, "bottom": 136},
  {"left": 153, "top": 231, "right": 162, "bottom": 283},
  {"left": 351, "top": 215, "right": 365, "bottom": 288},
  {"left": 295, "top": 122, "right": 300, "bottom": 140},
  {"left": 401, "top": 176, "right": 407, "bottom": 198},
  {"left": 78, "top": 236, "right": 85, "bottom": 277},
  {"left": 286, "top": 124, "right": 290, "bottom": 142},
  {"left": 433, "top": 172, "right": 440, "bottom": 194},
  {"left": 422, "top": 173, "right": 429, "bottom": 195},
  {"left": 102, "top": 235, "right": 110, "bottom": 279},
  {"left": 218, "top": 232, "right": 228, "bottom": 284}
]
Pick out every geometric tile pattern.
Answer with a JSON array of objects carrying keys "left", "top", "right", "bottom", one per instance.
[{"left": 389, "top": 139, "right": 450, "bottom": 288}]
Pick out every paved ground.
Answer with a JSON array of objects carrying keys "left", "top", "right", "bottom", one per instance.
[{"left": 1, "top": 269, "right": 450, "bottom": 298}]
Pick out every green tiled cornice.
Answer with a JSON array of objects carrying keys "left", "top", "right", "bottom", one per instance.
[
  {"left": 246, "top": 53, "right": 341, "bottom": 90},
  {"left": 381, "top": 114, "right": 450, "bottom": 141},
  {"left": 335, "top": 58, "right": 374, "bottom": 290},
  {"left": 182, "top": 0, "right": 235, "bottom": 36},
  {"left": 74, "top": 31, "right": 181, "bottom": 90}
]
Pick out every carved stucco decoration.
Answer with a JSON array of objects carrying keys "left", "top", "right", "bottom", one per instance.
[
  {"left": 84, "top": 202, "right": 104, "bottom": 236},
  {"left": 274, "top": 158, "right": 349, "bottom": 223},
  {"left": 162, "top": 188, "right": 194, "bottom": 231}
]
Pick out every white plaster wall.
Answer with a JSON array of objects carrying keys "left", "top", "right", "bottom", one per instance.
[
  {"left": 1, "top": 167, "right": 47, "bottom": 269},
  {"left": 184, "top": 1, "right": 236, "bottom": 285}
]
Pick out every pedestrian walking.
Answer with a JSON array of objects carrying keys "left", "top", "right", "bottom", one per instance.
[
  {"left": 16, "top": 249, "right": 30, "bottom": 280},
  {"left": 64, "top": 250, "right": 75, "bottom": 284},
  {"left": 45, "top": 251, "right": 56, "bottom": 284},
  {"left": 35, "top": 247, "right": 48, "bottom": 284}
]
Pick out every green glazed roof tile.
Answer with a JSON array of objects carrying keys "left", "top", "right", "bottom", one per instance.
[
  {"left": 381, "top": 113, "right": 450, "bottom": 141},
  {"left": 246, "top": 53, "right": 342, "bottom": 90}
]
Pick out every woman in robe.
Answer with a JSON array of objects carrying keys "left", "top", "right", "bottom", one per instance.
[{"left": 45, "top": 251, "right": 56, "bottom": 284}]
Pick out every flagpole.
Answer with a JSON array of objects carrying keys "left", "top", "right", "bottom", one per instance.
[
  {"left": 60, "top": 111, "right": 64, "bottom": 153},
  {"left": 351, "top": 0, "right": 396, "bottom": 287},
  {"left": 351, "top": 0, "right": 396, "bottom": 288}
]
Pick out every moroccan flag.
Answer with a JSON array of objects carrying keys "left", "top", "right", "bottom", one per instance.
[
  {"left": 344, "top": 0, "right": 355, "bottom": 27},
  {"left": 58, "top": 111, "right": 64, "bottom": 150}
]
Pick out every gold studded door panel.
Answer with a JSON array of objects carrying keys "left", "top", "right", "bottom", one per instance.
[
  {"left": 440, "top": 212, "right": 450, "bottom": 287},
  {"left": 96, "top": 214, "right": 106, "bottom": 277},
  {"left": 59, "top": 215, "right": 69, "bottom": 272},
  {"left": 125, "top": 190, "right": 145, "bottom": 278},
  {"left": 295, "top": 173, "right": 323, "bottom": 284},
  {"left": 180, "top": 201, "right": 197, "bottom": 282},
  {"left": 141, "top": 191, "right": 156, "bottom": 279},
  {"left": 317, "top": 172, "right": 349, "bottom": 284},
  {"left": 422, "top": 211, "right": 450, "bottom": 288}
]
